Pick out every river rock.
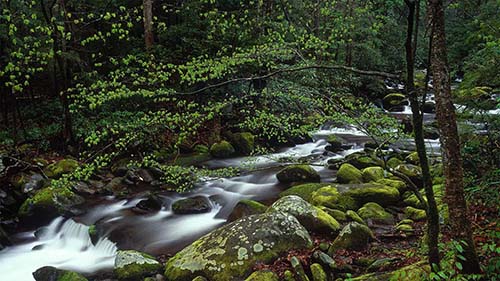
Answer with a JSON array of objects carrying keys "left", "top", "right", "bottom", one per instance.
[
  {"left": 230, "top": 132, "right": 255, "bottom": 155},
  {"left": 43, "top": 159, "right": 79, "bottom": 179},
  {"left": 210, "top": 140, "right": 236, "bottom": 158},
  {"left": 328, "top": 222, "right": 375, "bottom": 253},
  {"left": 19, "top": 185, "right": 84, "bottom": 218},
  {"left": 385, "top": 157, "right": 403, "bottom": 169},
  {"left": 361, "top": 167, "right": 385, "bottom": 182},
  {"left": 357, "top": 202, "right": 393, "bottom": 224},
  {"left": 228, "top": 199, "right": 267, "bottom": 222},
  {"left": 382, "top": 93, "right": 408, "bottom": 109},
  {"left": 164, "top": 211, "right": 313, "bottom": 281},
  {"left": 311, "top": 185, "right": 357, "bottom": 211},
  {"left": 276, "top": 165, "right": 320, "bottom": 183},
  {"left": 343, "top": 183, "right": 400, "bottom": 207},
  {"left": 325, "top": 135, "right": 344, "bottom": 152},
  {"left": 33, "top": 266, "right": 88, "bottom": 281},
  {"left": 244, "top": 270, "right": 279, "bottom": 281},
  {"left": 279, "top": 183, "right": 330, "bottom": 202},
  {"left": 172, "top": 196, "right": 211, "bottom": 214},
  {"left": 268, "top": 195, "right": 340, "bottom": 234},
  {"left": 114, "top": 250, "right": 162, "bottom": 280},
  {"left": 394, "top": 164, "right": 422, "bottom": 184},
  {"left": 337, "top": 164, "right": 363, "bottom": 184},
  {"left": 134, "top": 194, "right": 163, "bottom": 213},
  {"left": 345, "top": 154, "right": 383, "bottom": 170}
]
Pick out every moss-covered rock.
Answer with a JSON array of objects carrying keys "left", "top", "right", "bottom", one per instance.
[
  {"left": 325, "top": 135, "right": 344, "bottom": 152},
  {"left": 361, "top": 167, "right": 385, "bottom": 182},
  {"left": 349, "top": 261, "right": 429, "bottom": 280},
  {"left": 405, "top": 152, "right": 419, "bottom": 165},
  {"left": 19, "top": 185, "right": 84, "bottom": 218},
  {"left": 164, "top": 212, "right": 312, "bottom": 281},
  {"left": 311, "top": 185, "right": 357, "bottom": 211},
  {"left": 210, "top": 141, "right": 236, "bottom": 158},
  {"left": 228, "top": 199, "right": 267, "bottom": 222},
  {"left": 114, "top": 250, "right": 161, "bottom": 280},
  {"left": 343, "top": 183, "right": 400, "bottom": 207},
  {"left": 346, "top": 210, "right": 366, "bottom": 225},
  {"left": 357, "top": 202, "right": 393, "bottom": 224},
  {"left": 403, "top": 192, "right": 427, "bottom": 209},
  {"left": 394, "top": 164, "right": 422, "bottom": 183},
  {"left": 404, "top": 206, "right": 426, "bottom": 221},
  {"left": 328, "top": 222, "right": 375, "bottom": 254},
  {"left": 310, "top": 263, "right": 327, "bottom": 281},
  {"left": 396, "top": 223, "right": 414, "bottom": 232},
  {"left": 319, "top": 207, "right": 347, "bottom": 222},
  {"left": 376, "top": 178, "right": 407, "bottom": 193},
  {"left": 346, "top": 154, "right": 384, "bottom": 169},
  {"left": 290, "top": 256, "right": 310, "bottom": 281},
  {"left": 244, "top": 270, "right": 279, "bottom": 281},
  {"left": 43, "top": 159, "right": 79, "bottom": 179},
  {"left": 337, "top": 164, "right": 363, "bottom": 184},
  {"left": 230, "top": 132, "right": 255, "bottom": 155},
  {"left": 279, "top": 183, "right": 330, "bottom": 202},
  {"left": 172, "top": 196, "right": 211, "bottom": 215},
  {"left": 33, "top": 266, "right": 88, "bottom": 281},
  {"left": 276, "top": 165, "right": 320, "bottom": 183},
  {"left": 383, "top": 93, "right": 407, "bottom": 109},
  {"left": 268, "top": 195, "right": 340, "bottom": 234},
  {"left": 385, "top": 157, "right": 403, "bottom": 169}
]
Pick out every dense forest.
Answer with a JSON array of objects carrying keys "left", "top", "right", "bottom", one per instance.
[{"left": 0, "top": 0, "right": 499, "bottom": 280}]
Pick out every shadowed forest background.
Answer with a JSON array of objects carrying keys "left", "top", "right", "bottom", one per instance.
[{"left": 0, "top": 0, "right": 499, "bottom": 280}]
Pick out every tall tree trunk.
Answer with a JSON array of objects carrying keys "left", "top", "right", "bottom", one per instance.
[
  {"left": 143, "top": 0, "right": 154, "bottom": 50},
  {"left": 405, "top": 0, "right": 441, "bottom": 270},
  {"left": 427, "top": 0, "right": 481, "bottom": 274}
]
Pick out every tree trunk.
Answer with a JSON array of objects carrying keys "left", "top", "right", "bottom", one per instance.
[
  {"left": 143, "top": 0, "right": 154, "bottom": 50},
  {"left": 405, "top": 0, "right": 441, "bottom": 270},
  {"left": 427, "top": 0, "right": 481, "bottom": 274}
]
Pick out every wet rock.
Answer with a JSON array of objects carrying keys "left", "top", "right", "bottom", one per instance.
[
  {"left": 164, "top": 212, "right": 312, "bottom": 281},
  {"left": 134, "top": 194, "right": 163, "bottom": 213},
  {"left": 22, "top": 173, "right": 45, "bottom": 193},
  {"left": 228, "top": 199, "right": 267, "bottom": 222},
  {"left": 230, "top": 132, "right": 255, "bottom": 155},
  {"left": 310, "top": 263, "right": 327, "bottom": 281},
  {"left": 311, "top": 185, "right": 357, "bottom": 211},
  {"left": 43, "top": 159, "right": 79, "bottom": 179},
  {"left": 343, "top": 182, "right": 400, "bottom": 207},
  {"left": 210, "top": 140, "right": 236, "bottom": 158},
  {"left": 325, "top": 135, "right": 345, "bottom": 152},
  {"left": 114, "top": 250, "right": 162, "bottom": 280},
  {"left": 357, "top": 202, "right": 393, "bottom": 224},
  {"left": 279, "top": 183, "right": 330, "bottom": 202},
  {"left": 244, "top": 270, "right": 279, "bottom": 281},
  {"left": 33, "top": 266, "right": 88, "bottom": 281},
  {"left": 276, "top": 165, "right": 320, "bottom": 183},
  {"left": 71, "top": 181, "right": 95, "bottom": 195},
  {"left": 423, "top": 101, "right": 435, "bottom": 113},
  {"left": 172, "top": 196, "right": 211, "bottom": 215},
  {"left": 268, "top": 195, "right": 340, "bottom": 234},
  {"left": 19, "top": 185, "right": 84, "bottom": 218},
  {"left": 382, "top": 93, "right": 408, "bottom": 109},
  {"left": 361, "top": 167, "right": 386, "bottom": 182},
  {"left": 336, "top": 164, "right": 363, "bottom": 184},
  {"left": 328, "top": 222, "right": 375, "bottom": 253}
]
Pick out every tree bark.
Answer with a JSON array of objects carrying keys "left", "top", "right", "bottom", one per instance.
[
  {"left": 427, "top": 0, "right": 481, "bottom": 274},
  {"left": 405, "top": 0, "right": 441, "bottom": 270},
  {"left": 143, "top": 0, "right": 154, "bottom": 50}
]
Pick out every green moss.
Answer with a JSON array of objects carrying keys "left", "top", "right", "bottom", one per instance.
[
  {"left": 403, "top": 193, "right": 427, "bottom": 209},
  {"left": 173, "top": 153, "right": 211, "bottom": 166},
  {"left": 244, "top": 270, "right": 279, "bottom": 281},
  {"left": 43, "top": 159, "right": 79, "bottom": 179},
  {"left": 310, "top": 263, "right": 327, "bottom": 281},
  {"left": 58, "top": 271, "right": 88, "bottom": 281},
  {"left": 280, "top": 183, "right": 330, "bottom": 202},
  {"left": 231, "top": 132, "right": 255, "bottom": 155},
  {"left": 320, "top": 207, "right": 347, "bottom": 222},
  {"left": 357, "top": 202, "right": 393, "bottom": 223},
  {"left": 386, "top": 157, "right": 403, "bottom": 169},
  {"left": 343, "top": 183, "right": 400, "bottom": 207},
  {"left": 394, "top": 164, "right": 422, "bottom": 181},
  {"left": 328, "top": 222, "right": 375, "bottom": 253},
  {"left": 210, "top": 141, "right": 235, "bottom": 158},
  {"left": 276, "top": 165, "right": 320, "bottom": 183},
  {"left": 361, "top": 167, "right": 385, "bottom": 182},
  {"left": 404, "top": 206, "right": 426, "bottom": 221},
  {"left": 311, "top": 185, "right": 356, "bottom": 211},
  {"left": 349, "top": 261, "right": 429, "bottom": 280},
  {"left": 114, "top": 250, "right": 161, "bottom": 280},
  {"left": 376, "top": 179, "right": 407, "bottom": 193},
  {"left": 337, "top": 164, "right": 363, "bottom": 184},
  {"left": 396, "top": 224, "right": 414, "bottom": 232},
  {"left": 383, "top": 93, "right": 406, "bottom": 107},
  {"left": 346, "top": 210, "right": 365, "bottom": 225},
  {"left": 19, "top": 185, "right": 83, "bottom": 217},
  {"left": 405, "top": 152, "right": 419, "bottom": 165}
]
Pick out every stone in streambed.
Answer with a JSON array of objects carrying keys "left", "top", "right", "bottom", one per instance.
[
  {"left": 276, "top": 165, "right": 320, "bottom": 183},
  {"left": 114, "top": 250, "right": 161, "bottom": 280},
  {"left": 343, "top": 182, "right": 400, "bottom": 207},
  {"left": 33, "top": 266, "right": 88, "bottom": 281},
  {"left": 336, "top": 164, "right": 363, "bottom": 184},
  {"left": 164, "top": 212, "right": 312, "bottom": 281},
  {"left": 228, "top": 199, "right": 267, "bottom": 222},
  {"left": 311, "top": 185, "right": 357, "bottom": 211},
  {"left": 210, "top": 140, "right": 236, "bottom": 158},
  {"left": 279, "top": 183, "right": 330, "bottom": 202},
  {"left": 172, "top": 196, "right": 211, "bottom": 214},
  {"left": 43, "top": 159, "right": 79, "bottom": 179},
  {"left": 361, "top": 166, "right": 386, "bottom": 182},
  {"left": 18, "top": 185, "right": 84, "bottom": 218},
  {"left": 230, "top": 132, "right": 255, "bottom": 155}
]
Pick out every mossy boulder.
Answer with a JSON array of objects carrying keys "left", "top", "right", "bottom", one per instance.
[
  {"left": 268, "top": 195, "right": 340, "bottom": 234},
  {"left": 325, "top": 135, "right": 344, "bottom": 152},
  {"left": 172, "top": 196, "right": 211, "bottom": 215},
  {"left": 33, "top": 266, "right": 88, "bottom": 281},
  {"left": 385, "top": 157, "right": 403, "bottom": 169},
  {"left": 357, "top": 202, "right": 393, "bottom": 224},
  {"left": 337, "top": 164, "right": 363, "bottom": 184},
  {"left": 383, "top": 93, "right": 407, "bottom": 109},
  {"left": 19, "top": 185, "right": 84, "bottom": 218},
  {"left": 376, "top": 178, "right": 407, "bottom": 193},
  {"left": 230, "top": 132, "right": 255, "bottom": 155},
  {"left": 328, "top": 222, "right": 375, "bottom": 254},
  {"left": 349, "top": 261, "right": 429, "bottom": 280},
  {"left": 244, "top": 270, "right": 279, "bottom": 281},
  {"left": 310, "top": 263, "right": 327, "bottom": 281},
  {"left": 279, "top": 183, "right": 330, "bottom": 202},
  {"left": 228, "top": 199, "right": 267, "bottom": 222},
  {"left": 43, "top": 159, "right": 79, "bottom": 179},
  {"left": 346, "top": 154, "right": 383, "bottom": 170},
  {"left": 403, "top": 192, "right": 427, "bottom": 209},
  {"left": 394, "top": 164, "right": 422, "bottom": 184},
  {"left": 311, "top": 185, "right": 357, "bottom": 211},
  {"left": 320, "top": 207, "right": 347, "bottom": 222},
  {"left": 343, "top": 183, "right": 400, "bottom": 207},
  {"left": 404, "top": 206, "right": 426, "bottom": 221},
  {"left": 276, "top": 165, "right": 320, "bottom": 183},
  {"left": 114, "top": 250, "right": 161, "bottom": 280},
  {"left": 361, "top": 167, "right": 385, "bottom": 182},
  {"left": 405, "top": 152, "right": 420, "bottom": 165},
  {"left": 346, "top": 210, "right": 365, "bottom": 225},
  {"left": 210, "top": 141, "right": 236, "bottom": 158},
  {"left": 164, "top": 212, "right": 313, "bottom": 281}
]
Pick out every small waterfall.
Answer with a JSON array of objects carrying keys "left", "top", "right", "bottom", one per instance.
[{"left": 0, "top": 217, "right": 117, "bottom": 281}]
